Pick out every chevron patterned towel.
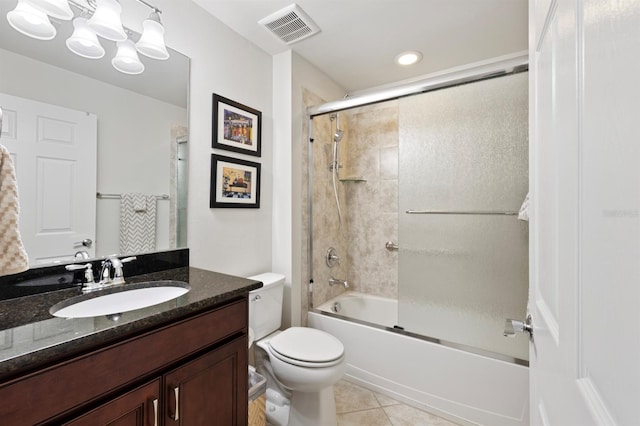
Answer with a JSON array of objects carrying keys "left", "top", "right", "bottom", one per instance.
[
  {"left": 0, "top": 144, "right": 28, "bottom": 275},
  {"left": 120, "top": 193, "right": 157, "bottom": 254}
]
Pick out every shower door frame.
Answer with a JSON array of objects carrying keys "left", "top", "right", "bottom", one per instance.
[{"left": 306, "top": 52, "right": 529, "bottom": 366}]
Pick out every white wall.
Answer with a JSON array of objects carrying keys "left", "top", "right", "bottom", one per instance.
[
  {"left": 0, "top": 48, "right": 186, "bottom": 256},
  {"left": 272, "top": 51, "right": 293, "bottom": 326},
  {"left": 274, "top": 52, "right": 344, "bottom": 327},
  {"left": 120, "top": 0, "right": 274, "bottom": 276}
]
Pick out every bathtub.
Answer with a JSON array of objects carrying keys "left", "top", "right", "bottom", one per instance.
[{"left": 310, "top": 292, "right": 529, "bottom": 426}]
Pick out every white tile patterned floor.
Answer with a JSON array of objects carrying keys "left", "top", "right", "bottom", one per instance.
[
  {"left": 265, "top": 379, "right": 461, "bottom": 426},
  {"left": 334, "top": 380, "right": 461, "bottom": 426}
]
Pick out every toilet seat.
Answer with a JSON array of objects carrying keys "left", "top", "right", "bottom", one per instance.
[{"left": 268, "top": 327, "right": 344, "bottom": 368}]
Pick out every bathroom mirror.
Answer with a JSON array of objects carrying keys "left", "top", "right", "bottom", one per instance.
[{"left": 0, "top": 1, "right": 189, "bottom": 268}]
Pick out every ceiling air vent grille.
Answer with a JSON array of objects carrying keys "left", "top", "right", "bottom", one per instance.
[{"left": 258, "top": 4, "right": 321, "bottom": 45}]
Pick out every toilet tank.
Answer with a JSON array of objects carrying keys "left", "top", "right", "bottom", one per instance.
[{"left": 247, "top": 272, "right": 285, "bottom": 341}]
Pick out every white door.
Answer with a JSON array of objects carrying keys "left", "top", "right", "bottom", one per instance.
[
  {"left": 530, "top": 0, "right": 640, "bottom": 425},
  {"left": 0, "top": 93, "right": 97, "bottom": 265}
]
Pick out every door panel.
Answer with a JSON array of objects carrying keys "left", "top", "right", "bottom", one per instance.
[
  {"left": 579, "top": 0, "right": 640, "bottom": 423},
  {"left": 164, "top": 337, "right": 248, "bottom": 426},
  {"left": 530, "top": 1, "right": 587, "bottom": 423},
  {"left": 0, "top": 92, "right": 97, "bottom": 265},
  {"left": 530, "top": 0, "right": 640, "bottom": 424}
]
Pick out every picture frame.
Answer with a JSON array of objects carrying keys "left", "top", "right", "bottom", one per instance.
[
  {"left": 212, "top": 93, "right": 262, "bottom": 157},
  {"left": 210, "top": 154, "right": 261, "bottom": 208}
]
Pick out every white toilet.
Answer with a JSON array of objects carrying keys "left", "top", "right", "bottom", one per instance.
[{"left": 248, "top": 273, "right": 346, "bottom": 426}]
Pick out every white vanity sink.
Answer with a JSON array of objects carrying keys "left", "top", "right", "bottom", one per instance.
[{"left": 50, "top": 281, "right": 190, "bottom": 318}]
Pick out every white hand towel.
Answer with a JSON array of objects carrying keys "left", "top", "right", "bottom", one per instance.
[
  {"left": 0, "top": 144, "right": 29, "bottom": 275},
  {"left": 120, "top": 193, "right": 156, "bottom": 254},
  {"left": 518, "top": 192, "right": 529, "bottom": 222}
]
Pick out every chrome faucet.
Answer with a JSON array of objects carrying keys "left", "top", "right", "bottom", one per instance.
[
  {"left": 65, "top": 263, "right": 98, "bottom": 293},
  {"left": 100, "top": 255, "right": 137, "bottom": 286},
  {"left": 328, "top": 277, "right": 348, "bottom": 289},
  {"left": 66, "top": 255, "right": 136, "bottom": 293},
  {"left": 100, "top": 258, "right": 113, "bottom": 284}
]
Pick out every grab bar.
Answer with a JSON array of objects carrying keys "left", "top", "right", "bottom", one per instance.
[
  {"left": 385, "top": 241, "right": 399, "bottom": 251},
  {"left": 406, "top": 210, "right": 518, "bottom": 216}
]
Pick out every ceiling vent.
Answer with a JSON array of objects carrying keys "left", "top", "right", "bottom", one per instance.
[{"left": 258, "top": 4, "right": 320, "bottom": 45}]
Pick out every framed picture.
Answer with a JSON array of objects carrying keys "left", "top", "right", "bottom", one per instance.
[
  {"left": 210, "top": 154, "right": 261, "bottom": 208},
  {"left": 212, "top": 94, "right": 262, "bottom": 157}
]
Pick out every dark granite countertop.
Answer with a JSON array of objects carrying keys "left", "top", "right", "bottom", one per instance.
[{"left": 0, "top": 266, "right": 262, "bottom": 382}]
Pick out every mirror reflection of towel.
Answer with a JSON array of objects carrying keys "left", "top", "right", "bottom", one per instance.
[
  {"left": 518, "top": 192, "right": 529, "bottom": 222},
  {"left": 0, "top": 144, "right": 29, "bottom": 275},
  {"left": 120, "top": 193, "right": 156, "bottom": 254},
  {"left": 133, "top": 196, "right": 147, "bottom": 212}
]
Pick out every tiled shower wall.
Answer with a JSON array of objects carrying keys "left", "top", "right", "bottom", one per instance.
[
  {"left": 342, "top": 101, "right": 399, "bottom": 299},
  {"left": 308, "top": 109, "right": 352, "bottom": 308},
  {"left": 305, "top": 95, "right": 400, "bottom": 310}
]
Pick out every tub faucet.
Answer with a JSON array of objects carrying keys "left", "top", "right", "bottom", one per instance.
[{"left": 328, "top": 277, "right": 348, "bottom": 289}]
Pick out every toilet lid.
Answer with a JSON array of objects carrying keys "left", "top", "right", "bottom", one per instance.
[{"left": 269, "top": 327, "right": 344, "bottom": 363}]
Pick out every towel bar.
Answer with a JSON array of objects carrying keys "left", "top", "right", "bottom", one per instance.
[
  {"left": 97, "top": 192, "right": 169, "bottom": 200},
  {"left": 406, "top": 210, "right": 518, "bottom": 216}
]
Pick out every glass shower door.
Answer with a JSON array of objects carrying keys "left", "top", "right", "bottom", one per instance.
[{"left": 397, "top": 73, "right": 530, "bottom": 360}]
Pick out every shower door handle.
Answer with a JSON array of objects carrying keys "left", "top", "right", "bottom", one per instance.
[
  {"left": 504, "top": 314, "right": 533, "bottom": 339},
  {"left": 385, "top": 241, "right": 398, "bottom": 251}
]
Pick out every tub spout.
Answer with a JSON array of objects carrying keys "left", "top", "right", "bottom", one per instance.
[{"left": 329, "top": 277, "right": 348, "bottom": 289}]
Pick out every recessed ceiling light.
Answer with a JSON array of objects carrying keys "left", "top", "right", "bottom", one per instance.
[{"left": 395, "top": 50, "right": 423, "bottom": 66}]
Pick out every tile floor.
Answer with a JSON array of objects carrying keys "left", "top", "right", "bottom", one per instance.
[{"left": 334, "top": 380, "right": 460, "bottom": 426}]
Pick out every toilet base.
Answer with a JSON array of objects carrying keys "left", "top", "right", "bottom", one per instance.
[
  {"left": 288, "top": 386, "right": 338, "bottom": 426},
  {"left": 265, "top": 397, "right": 290, "bottom": 426},
  {"left": 264, "top": 386, "right": 337, "bottom": 426},
  {"left": 257, "top": 357, "right": 291, "bottom": 426}
]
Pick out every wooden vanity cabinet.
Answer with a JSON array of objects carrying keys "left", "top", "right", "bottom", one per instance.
[
  {"left": 65, "top": 337, "right": 248, "bottom": 426},
  {"left": 0, "top": 297, "right": 249, "bottom": 426}
]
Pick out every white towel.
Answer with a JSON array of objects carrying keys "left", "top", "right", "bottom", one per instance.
[
  {"left": 518, "top": 192, "right": 529, "bottom": 222},
  {"left": 120, "top": 193, "right": 156, "bottom": 254},
  {"left": 0, "top": 144, "right": 28, "bottom": 275}
]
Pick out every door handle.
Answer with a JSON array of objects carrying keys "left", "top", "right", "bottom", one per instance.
[
  {"left": 504, "top": 314, "right": 533, "bottom": 338},
  {"left": 73, "top": 238, "right": 93, "bottom": 248}
]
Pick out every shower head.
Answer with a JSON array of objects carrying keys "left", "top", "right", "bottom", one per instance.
[{"left": 333, "top": 129, "right": 344, "bottom": 143}]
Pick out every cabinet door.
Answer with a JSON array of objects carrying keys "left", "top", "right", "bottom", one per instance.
[
  {"left": 164, "top": 336, "right": 248, "bottom": 426},
  {"left": 64, "top": 380, "right": 161, "bottom": 426}
]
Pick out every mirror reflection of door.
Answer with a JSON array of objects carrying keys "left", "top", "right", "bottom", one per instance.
[
  {"left": 176, "top": 136, "right": 188, "bottom": 248},
  {"left": 0, "top": 92, "right": 97, "bottom": 265}
]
